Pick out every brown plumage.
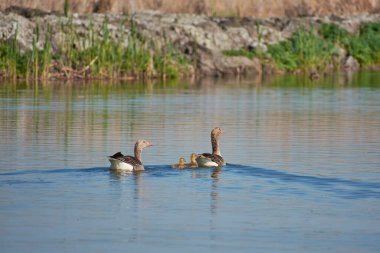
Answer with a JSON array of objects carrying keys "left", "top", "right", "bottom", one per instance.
[
  {"left": 200, "top": 153, "right": 224, "bottom": 165},
  {"left": 109, "top": 152, "right": 142, "bottom": 166},
  {"left": 108, "top": 140, "right": 152, "bottom": 171},
  {"left": 196, "top": 127, "right": 225, "bottom": 167}
]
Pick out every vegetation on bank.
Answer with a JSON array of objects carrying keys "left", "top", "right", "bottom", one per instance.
[
  {"left": 1, "top": 15, "right": 379, "bottom": 81},
  {"left": 0, "top": 17, "right": 190, "bottom": 81},
  {"left": 224, "top": 22, "right": 380, "bottom": 72}
]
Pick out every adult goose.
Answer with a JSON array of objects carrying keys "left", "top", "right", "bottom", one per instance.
[
  {"left": 108, "top": 140, "right": 152, "bottom": 171},
  {"left": 196, "top": 127, "right": 225, "bottom": 167}
]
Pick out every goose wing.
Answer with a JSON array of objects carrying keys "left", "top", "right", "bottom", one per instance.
[
  {"left": 117, "top": 156, "right": 142, "bottom": 166},
  {"left": 108, "top": 153, "right": 142, "bottom": 166},
  {"left": 201, "top": 153, "right": 224, "bottom": 166}
]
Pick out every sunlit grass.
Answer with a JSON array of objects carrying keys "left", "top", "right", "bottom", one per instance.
[
  {"left": 318, "top": 22, "right": 380, "bottom": 65},
  {"left": 0, "top": 17, "right": 189, "bottom": 80},
  {"left": 223, "top": 22, "right": 380, "bottom": 72}
]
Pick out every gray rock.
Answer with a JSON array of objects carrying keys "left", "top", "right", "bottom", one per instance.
[{"left": 344, "top": 56, "right": 360, "bottom": 71}]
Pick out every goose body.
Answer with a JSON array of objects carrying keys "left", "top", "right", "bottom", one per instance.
[
  {"left": 108, "top": 140, "right": 152, "bottom": 171},
  {"left": 196, "top": 127, "right": 225, "bottom": 167},
  {"left": 195, "top": 154, "right": 218, "bottom": 167}
]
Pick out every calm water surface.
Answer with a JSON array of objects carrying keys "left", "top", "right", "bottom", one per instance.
[{"left": 1, "top": 72, "right": 380, "bottom": 252}]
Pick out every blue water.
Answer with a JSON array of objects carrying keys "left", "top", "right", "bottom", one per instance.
[{"left": 1, "top": 72, "right": 380, "bottom": 252}]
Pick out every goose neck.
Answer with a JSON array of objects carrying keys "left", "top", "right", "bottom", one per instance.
[
  {"left": 211, "top": 134, "right": 221, "bottom": 156},
  {"left": 134, "top": 143, "right": 142, "bottom": 162}
]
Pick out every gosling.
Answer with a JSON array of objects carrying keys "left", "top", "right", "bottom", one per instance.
[{"left": 172, "top": 157, "right": 186, "bottom": 169}]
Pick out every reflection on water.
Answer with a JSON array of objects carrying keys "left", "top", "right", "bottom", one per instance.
[
  {"left": 1, "top": 71, "right": 380, "bottom": 253},
  {"left": 1, "top": 72, "right": 379, "bottom": 179}
]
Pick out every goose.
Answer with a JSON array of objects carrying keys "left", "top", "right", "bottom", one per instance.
[
  {"left": 172, "top": 157, "right": 186, "bottom": 169},
  {"left": 186, "top": 153, "right": 198, "bottom": 168},
  {"left": 196, "top": 127, "right": 225, "bottom": 167},
  {"left": 108, "top": 140, "right": 152, "bottom": 171}
]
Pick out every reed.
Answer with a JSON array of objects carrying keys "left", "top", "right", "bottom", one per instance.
[
  {"left": 63, "top": 0, "right": 69, "bottom": 17},
  {"left": 0, "top": 16, "right": 189, "bottom": 80}
]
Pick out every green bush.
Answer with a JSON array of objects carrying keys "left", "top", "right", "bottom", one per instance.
[
  {"left": 318, "top": 23, "right": 350, "bottom": 44},
  {"left": 319, "top": 22, "right": 380, "bottom": 65},
  {"left": 268, "top": 26, "right": 335, "bottom": 71}
]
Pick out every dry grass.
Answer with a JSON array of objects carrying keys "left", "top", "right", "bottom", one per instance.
[{"left": 1, "top": 0, "right": 379, "bottom": 17}]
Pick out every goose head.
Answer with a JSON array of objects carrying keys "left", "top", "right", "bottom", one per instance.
[
  {"left": 211, "top": 127, "right": 223, "bottom": 138},
  {"left": 134, "top": 139, "right": 153, "bottom": 161},
  {"left": 179, "top": 157, "right": 186, "bottom": 165},
  {"left": 136, "top": 139, "right": 153, "bottom": 150}
]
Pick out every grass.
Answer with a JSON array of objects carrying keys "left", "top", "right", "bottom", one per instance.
[
  {"left": 319, "top": 22, "right": 380, "bottom": 65},
  {"left": 223, "top": 22, "right": 380, "bottom": 72},
  {"left": 223, "top": 49, "right": 256, "bottom": 59},
  {"left": 2, "top": 15, "right": 380, "bottom": 79},
  {"left": 0, "top": 17, "right": 190, "bottom": 80},
  {"left": 267, "top": 26, "right": 336, "bottom": 71}
]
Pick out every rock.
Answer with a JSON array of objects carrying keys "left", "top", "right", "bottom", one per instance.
[
  {"left": 248, "top": 41, "right": 268, "bottom": 54},
  {"left": 343, "top": 56, "right": 360, "bottom": 71},
  {"left": 334, "top": 47, "right": 347, "bottom": 65},
  {"left": 204, "top": 53, "right": 262, "bottom": 77},
  {"left": 0, "top": 12, "right": 36, "bottom": 52}
]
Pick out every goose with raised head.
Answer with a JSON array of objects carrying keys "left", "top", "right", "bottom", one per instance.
[
  {"left": 108, "top": 140, "right": 152, "bottom": 171},
  {"left": 196, "top": 127, "right": 225, "bottom": 167}
]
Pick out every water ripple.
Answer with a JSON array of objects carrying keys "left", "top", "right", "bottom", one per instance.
[
  {"left": 1, "top": 164, "right": 379, "bottom": 199},
  {"left": 228, "top": 164, "right": 380, "bottom": 199}
]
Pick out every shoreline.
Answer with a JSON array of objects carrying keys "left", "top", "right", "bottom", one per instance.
[{"left": 1, "top": 9, "right": 380, "bottom": 81}]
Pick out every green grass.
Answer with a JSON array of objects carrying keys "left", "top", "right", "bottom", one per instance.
[
  {"left": 2, "top": 17, "right": 380, "bottom": 79},
  {"left": 223, "top": 49, "right": 256, "bottom": 59},
  {"left": 224, "top": 22, "right": 380, "bottom": 72},
  {"left": 319, "top": 22, "right": 380, "bottom": 65},
  {"left": 64, "top": 0, "right": 69, "bottom": 17},
  {"left": 0, "top": 17, "right": 190, "bottom": 80},
  {"left": 267, "top": 26, "right": 336, "bottom": 71},
  {"left": 223, "top": 26, "right": 338, "bottom": 72}
]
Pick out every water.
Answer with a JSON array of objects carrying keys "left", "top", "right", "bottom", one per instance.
[{"left": 1, "top": 72, "right": 380, "bottom": 252}]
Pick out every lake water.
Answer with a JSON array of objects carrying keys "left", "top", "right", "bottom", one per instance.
[{"left": 1, "top": 72, "right": 380, "bottom": 253}]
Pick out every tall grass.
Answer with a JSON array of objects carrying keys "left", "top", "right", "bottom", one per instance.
[
  {"left": 223, "top": 22, "right": 380, "bottom": 72},
  {"left": 0, "top": 17, "right": 189, "bottom": 80},
  {"left": 63, "top": 0, "right": 69, "bottom": 17},
  {"left": 267, "top": 26, "right": 336, "bottom": 71},
  {"left": 319, "top": 22, "right": 380, "bottom": 65}
]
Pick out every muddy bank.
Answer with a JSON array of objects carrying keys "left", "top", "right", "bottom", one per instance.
[{"left": 1, "top": 9, "right": 380, "bottom": 79}]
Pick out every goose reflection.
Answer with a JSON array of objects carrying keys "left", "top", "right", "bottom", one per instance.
[
  {"left": 190, "top": 168, "right": 210, "bottom": 179},
  {"left": 210, "top": 168, "right": 222, "bottom": 215},
  {"left": 209, "top": 167, "right": 222, "bottom": 242},
  {"left": 109, "top": 170, "right": 144, "bottom": 242}
]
